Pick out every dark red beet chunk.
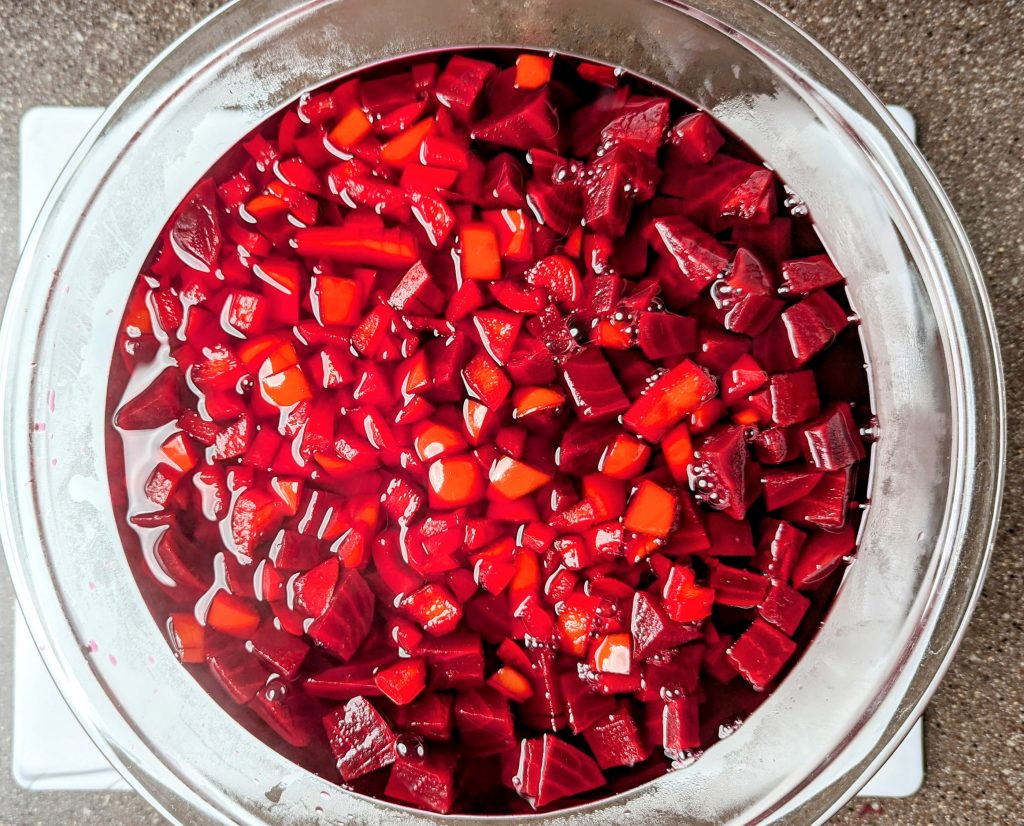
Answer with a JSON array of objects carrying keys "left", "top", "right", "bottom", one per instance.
[{"left": 108, "top": 48, "right": 872, "bottom": 815}]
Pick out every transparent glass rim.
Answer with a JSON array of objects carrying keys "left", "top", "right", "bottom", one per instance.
[{"left": 0, "top": 1, "right": 1005, "bottom": 824}]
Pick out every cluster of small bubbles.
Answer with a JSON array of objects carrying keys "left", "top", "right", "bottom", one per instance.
[
  {"left": 644, "top": 367, "right": 668, "bottom": 387},
  {"left": 783, "top": 187, "right": 809, "bottom": 216},
  {"left": 660, "top": 686, "right": 686, "bottom": 701},
  {"left": 396, "top": 733, "right": 427, "bottom": 762},
  {"left": 647, "top": 297, "right": 665, "bottom": 313},
  {"left": 718, "top": 717, "right": 745, "bottom": 739},
  {"left": 551, "top": 158, "right": 582, "bottom": 184},
  {"left": 594, "top": 138, "right": 617, "bottom": 158},
  {"left": 710, "top": 279, "right": 736, "bottom": 310},
  {"left": 264, "top": 676, "right": 288, "bottom": 702},
  {"left": 687, "top": 453, "right": 729, "bottom": 511},
  {"left": 669, "top": 749, "right": 704, "bottom": 769}
]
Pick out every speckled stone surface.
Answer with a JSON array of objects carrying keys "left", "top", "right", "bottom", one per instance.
[{"left": 0, "top": 1, "right": 1021, "bottom": 824}]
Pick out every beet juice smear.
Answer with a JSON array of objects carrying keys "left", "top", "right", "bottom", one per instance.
[{"left": 107, "top": 49, "right": 873, "bottom": 815}]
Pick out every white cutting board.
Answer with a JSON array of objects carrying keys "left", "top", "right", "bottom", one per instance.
[{"left": 13, "top": 105, "right": 923, "bottom": 797}]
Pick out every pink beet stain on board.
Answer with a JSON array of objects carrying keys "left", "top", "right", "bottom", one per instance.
[{"left": 105, "top": 49, "right": 873, "bottom": 815}]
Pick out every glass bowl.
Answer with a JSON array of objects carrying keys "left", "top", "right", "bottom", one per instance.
[{"left": 0, "top": 0, "right": 1004, "bottom": 823}]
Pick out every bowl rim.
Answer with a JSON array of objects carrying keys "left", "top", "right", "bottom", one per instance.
[{"left": 0, "top": 0, "right": 1005, "bottom": 823}]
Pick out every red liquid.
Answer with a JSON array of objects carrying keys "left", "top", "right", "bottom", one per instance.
[{"left": 107, "top": 49, "right": 872, "bottom": 815}]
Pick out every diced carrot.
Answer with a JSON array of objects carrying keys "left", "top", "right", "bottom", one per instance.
[
  {"left": 270, "top": 477, "right": 303, "bottom": 515},
  {"left": 311, "top": 276, "right": 361, "bottom": 326},
  {"left": 623, "top": 480, "right": 677, "bottom": 538},
  {"left": 205, "top": 591, "right": 260, "bottom": 638},
  {"left": 512, "top": 386, "right": 565, "bottom": 419},
  {"left": 160, "top": 432, "right": 199, "bottom": 473},
  {"left": 328, "top": 106, "right": 373, "bottom": 149},
  {"left": 488, "top": 456, "right": 552, "bottom": 500},
  {"left": 381, "top": 118, "right": 435, "bottom": 166},
  {"left": 462, "top": 399, "right": 497, "bottom": 446},
  {"left": 599, "top": 433, "right": 651, "bottom": 480},
  {"left": 487, "top": 666, "right": 534, "bottom": 701},
  {"left": 662, "top": 424, "right": 694, "bottom": 484},
  {"left": 592, "top": 318, "right": 632, "bottom": 349},
  {"left": 414, "top": 422, "right": 468, "bottom": 461},
  {"left": 261, "top": 365, "right": 313, "bottom": 407},
  {"left": 590, "top": 633, "right": 631, "bottom": 675},
  {"left": 515, "top": 54, "right": 554, "bottom": 90},
  {"left": 427, "top": 456, "right": 486, "bottom": 509},
  {"left": 459, "top": 223, "right": 502, "bottom": 282},
  {"left": 167, "top": 613, "right": 205, "bottom": 663}
]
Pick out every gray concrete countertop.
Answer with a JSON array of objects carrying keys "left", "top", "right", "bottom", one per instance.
[{"left": 0, "top": 1, "right": 1021, "bottom": 824}]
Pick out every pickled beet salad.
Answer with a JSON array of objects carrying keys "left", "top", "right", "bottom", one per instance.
[{"left": 109, "top": 49, "right": 872, "bottom": 815}]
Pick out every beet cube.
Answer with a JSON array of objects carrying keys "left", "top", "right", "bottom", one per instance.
[
  {"left": 583, "top": 703, "right": 650, "bottom": 769},
  {"left": 323, "top": 696, "right": 397, "bottom": 781},
  {"left": 727, "top": 619, "right": 796, "bottom": 690},
  {"left": 385, "top": 750, "right": 458, "bottom": 814}
]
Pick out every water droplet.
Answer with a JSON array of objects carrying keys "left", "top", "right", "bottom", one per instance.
[{"left": 395, "top": 733, "right": 426, "bottom": 761}]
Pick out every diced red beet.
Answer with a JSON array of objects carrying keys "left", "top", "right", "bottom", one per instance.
[
  {"left": 758, "top": 581, "right": 811, "bottom": 635},
  {"left": 169, "top": 179, "right": 221, "bottom": 273},
  {"left": 306, "top": 570, "right": 375, "bottom": 660},
  {"left": 514, "top": 734, "right": 605, "bottom": 808},
  {"left": 583, "top": 703, "right": 650, "bottom": 769},
  {"left": 800, "top": 403, "right": 866, "bottom": 471},
  {"left": 390, "top": 691, "right": 454, "bottom": 741},
  {"left": 455, "top": 686, "right": 515, "bottom": 755},
  {"left": 374, "top": 657, "right": 428, "bottom": 706},
  {"left": 472, "top": 92, "right": 560, "bottom": 154},
  {"left": 783, "top": 466, "right": 856, "bottom": 530},
  {"left": 208, "top": 649, "right": 268, "bottom": 704},
  {"left": 250, "top": 680, "right": 319, "bottom": 748},
  {"left": 704, "top": 511, "right": 756, "bottom": 556},
  {"left": 780, "top": 254, "right": 844, "bottom": 295},
  {"left": 114, "top": 368, "right": 182, "bottom": 430},
  {"left": 385, "top": 750, "right": 458, "bottom": 814},
  {"left": 689, "top": 424, "right": 748, "bottom": 519},
  {"left": 323, "top": 696, "right": 397, "bottom": 781},
  {"left": 435, "top": 55, "right": 497, "bottom": 122},
  {"left": 791, "top": 524, "right": 856, "bottom": 590},
  {"left": 726, "top": 619, "right": 797, "bottom": 691},
  {"left": 304, "top": 656, "right": 390, "bottom": 700},
  {"left": 647, "top": 695, "right": 701, "bottom": 757},
  {"left": 416, "top": 632, "right": 485, "bottom": 690},
  {"left": 753, "top": 519, "right": 806, "bottom": 581},
  {"left": 645, "top": 216, "right": 730, "bottom": 292},
  {"left": 661, "top": 564, "right": 714, "bottom": 624},
  {"left": 637, "top": 311, "right": 698, "bottom": 359},
  {"left": 401, "top": 583, "right": 463, "bottom": 637},
  {"left": 247, "top": 623, "right": 309, "bottom": 681},
  {"left": 762, "top": 467, "right": 824, "bottom": 511},
  {"left": 668, "top": 112, "right": 725, "bottom": 163},
  {"left": 769, "top": 371, "right": 820, "bottom": 426},
  {"left": 560, "top": 349, "right": 630, "bottom": 421},
  {"left": 709, "top": 564, "right": 769, "bottom": 608}
]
